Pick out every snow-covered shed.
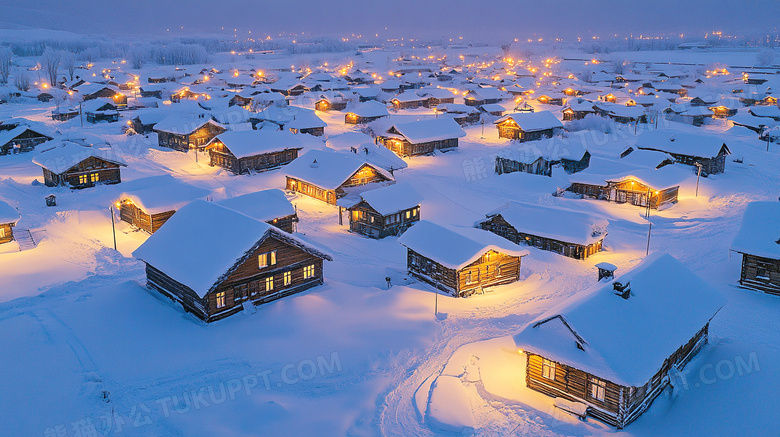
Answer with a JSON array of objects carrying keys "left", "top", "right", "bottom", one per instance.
[
  {"left": 132, "top": 200, "right": 332, "bottom": 322},
  {"left": 32, "top": 141, "right": 126, "bottom": 189},
  {"left": 478, "top": 202, "right": 607, "bottom": 260},
  {"left": 0, "top": 200, "right": 20, "bottom": 245},
  {"left": 730, "top": 201, "right": 780, "bottom": 295},
  {"left": 376, "top": 118, "right": 466, "bottom": 157},
  {"left": 635, "top": 129, "right": 731, "bottom": 175},
  {"left": 494, "top": 111, "right": 563, "bottom": 142},
  {"left": 344, "top": 100, "right": 389, "bottom": 124},
  {"left": 204, "top": 130, "right": 303, "bottom": 175},
  {"left": 398, "top": 220, "right": 529, "bottom": 297},
  {"left": 284, "top": 149, "right": 394, "bottom": 205},
  {"left": 217, "top": 189, "right": 298, "bottom": 233},
  {"left": 153, "top": 113, "right": 227, "bottom": 151},
  {"left": 116, "top": 175, "right": 210, "bottom": 234},
  {"left": 0, "top": 124, "right": 53, "bottom": 155},
  {"left": 514, "top": 252, "right": 725, "bottom": 428},
  {"left": 346, "top": 182, "right": 423, "bottom": 239}
]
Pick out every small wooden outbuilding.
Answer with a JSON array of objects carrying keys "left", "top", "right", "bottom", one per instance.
[
  {"left": 205, "top": 130, "right": 303, "bottom": 174},
  {"left": 0, "top": 200, "right": 20, "bottom": 245},
  {"left": 345, "top": 182, "right": 423, "bottom": 238},
  {"left": 494, "top": 111, "right": 563, "bottom": 141},
  {"left": 32, "top": 141, "right": 126, "bottom": 189},
  {"left": 731, "top": 201, "right": 780, "bottom": 295}
]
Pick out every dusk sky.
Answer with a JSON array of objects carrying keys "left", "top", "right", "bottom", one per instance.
[{"left": 0, "top": 0, "right": 778, "bottom": 40}]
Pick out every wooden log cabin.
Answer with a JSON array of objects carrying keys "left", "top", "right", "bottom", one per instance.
[
  {"left": 494, "top": 111, "right": 563, "bottom": 141},
  {"left": 132, "top": 200, "right": 332, "bottom": 323},
  {"left": 562, "top": 101, "right": 598, "bottom": 121},
  {"left": 568, "top": 172, "right": 681, "bottom": 210},
  {"left": 344, "top": 101, "right": 389, "bottom": 124},
  {"left": 514, "top": 253, "right": 725, "bottom": 428},
  {"left": 0, "top": 125, "right": 53, "bottom": 155},
  {"left": 463, "top": 87, "right": 505, "bottom": 106},
  {"left": 116, "top": 176, "right": 209, "bottom": 234},
  {"left": 153, "top": 114, "right": 227, "bottom": 151},
  {"left": 635, "top": 130, "right": 731, "bottom": 176},
  {"left": 345, "top": 182, "right": 423, "bottom": 239},
  {"left": 205, "top": 130, "right": 303, "bottom": 175},
  {"left": 417, "top": 88, "right": 456, "bottom": 108},
  {"left": 32, "top": 141, "right": 126, "bottom": 189},
  {"left": 376, "top": 118, "right": 466, "bottom": 157},
  {"left": 731, "top": 201, "right": 780, "bottom": 296},
  {"left": 79, "top": 84, "right": 127, "bottom": 107},
  {"left": 397, "top": 220, "right": 529, "bottom": 297},
  {"left": 478, "top": 202, "right": 607, "bottom": 260},
  {"left": 388, "top": 93, "right": 425, "bottom": 110},
  {"left": 495, "top": 144, "right": 555, "bottom": 177},
  {"left": 217, "top": 189, "right": 299, "bottom": 234},
  {"left": 0, "top": 200, "right": 20, "bottom": 245},
  {"left": 284, "top": 149, "right": 395, "bottom": 205},
  {"left": 314, "top": 93, "right": 349, "bottom": 112}
]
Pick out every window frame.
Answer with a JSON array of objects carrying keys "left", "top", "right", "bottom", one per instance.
[
  {"left": 215, "top": 291, "right": 226, "bottom": 309},
  {"left": 283, "top": 271, "right": 292, "bottom": 286},
  {"left": 303, "top": 264, "right": 315, "bottom": 279},
  {"left": 541, "top": 359, "right": 556, "bottom": 381},
  {"left": 589, "top": 377, "right": 606, "bottom": 402},
  {"left": 265, "top": 276, "right": 274, "bottom": 291}
]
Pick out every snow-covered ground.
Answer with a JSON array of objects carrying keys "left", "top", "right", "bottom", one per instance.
[{"left": 0, "top": 46, "right": 778, "bottom": 437}]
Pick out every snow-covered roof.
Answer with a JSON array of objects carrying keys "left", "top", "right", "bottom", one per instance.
[
  {"left": 386, "top": 118, "right": 466, "bottom": 144},
  {"left": 217, "top": 189, "right": 296, "bottom": 222},
  {"left": 0, "top": 125, "right": 52, "bottom": 147},
  {"left": 252, "top": 106, "right": 326, "bottom": 129},
  {"left": 398, "top": 220, "right": 529, "bottom": 270},
  {"left": 357, "top": 182, "right": 423, "bottom": 216},
  {"left": 635, "top": 129, "right": 730, "bottom": 158},
  {"left": 118, "top": 175, "right": 210, "bottom": 215},
  {"left": 731, "top": 201, "right": 780, "bottom": 260},
  {"left": 284, "top": 149, "right": 393, "bottom": 190},
  {"left": 132, "top": 200, "right": 331, "bottom": 298},
  {"left": 346, "top": 100, "right": 389, "bottom": 118},
  {"left": 32, "top": 141, "right": 126, "bottom": 174},
  {"left": 207, "top": 130, "right": 303, "bottom": 159},
  {"left": 514, "top": 252, "right": 725, "bottom": 387},
  {"left": 495, "top": 111, "right": 563, "bottom": 132},
  {"left": 0, "top": 200, "right": 20, "bottom": 224},
  {"left": 152, "top": 113, "right": 223, "bottom": 135},
  {"left": 484, "top": 202, "right": 607, "bottom": 246},
  {"left": 465, "top": 87, "right": 505, "bottom": 101}
]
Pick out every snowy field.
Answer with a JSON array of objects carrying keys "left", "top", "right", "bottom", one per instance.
[{"left": 0, "top": 45, "right": 778, "bottom": 437}]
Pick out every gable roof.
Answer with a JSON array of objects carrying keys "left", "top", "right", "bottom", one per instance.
[
  {"left": 358, "top": 182, "right": 423, "bottom": 216},
  {"left": 386, "top": 118, "right": 466, "bottom": 144},
  {"left": 284, "top": 149, "right": 393, "bottom": 190},
  {"left": 731, "top": 201, "right": 780, "bottom": 260},
  {"left": 217, "top": 189, "right": 296, "bottom": 222},
  {"left": 495, "top": 110, "right": 563, "bottom": 132},
  {"left": 0, "top": 200, "right": 20, "bottom": 225},
  {"left": 0, "top": 125, "right": 52, "bottom": 147},
  {"left": 152, "top": 113, "right": 224, "bottom": 135},
  {"left": 206, "top": 130, "right": 303, "bottom": 159},
  {"left": 635, "top": 129, "right": 731, "bottom": 159},
  {"left": 132, "top": 200, "right": 331, "bottom": 298},
  {"left": 398, "top": 220, "right": 529, "bottom": 270},
  {"left": 514, "top": 252, "right": 725, "bottom": 387},
  {"left": 118, "top": 175, "right": 210, "bottom": 214},
  {"left": 32, "top": 141, "right": 127, "bottom": 174},
  {"left": 485, "top": 202, "right": 607, "bottom": 246}
]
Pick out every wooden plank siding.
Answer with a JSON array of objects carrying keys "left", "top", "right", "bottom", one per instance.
[
  {"left": 0, "top": 222, "right": 15, "bottom": 245},
  {"left": 739, "top": 254, "right": 780, "bottom": 295},
  {"left": 0, "top": 130, "right": 52, "bottom": 155},
  {"left": 378, "top": 136, "right": 458, "bottom": 157},
  {"left": 157, "top": 124, "right": 227, "bottom": 152},
  {"left": 119, "top": 201, "right": 175, "bottom": 234},
  {"left": 479, "top": 215, "right": 603, "bottom": 260},
  {"left": 43, "top": 157, "right": 122, "bottom": 188},
  {"left": 144, "top": 234, "right": 328, "bottom": 323},
  {"left": 567, "top": 180, "right": 678, "bottom": 210},
  {"left": 286, "top": 164, "right": 392, "bottom": 205},
  {"left": 496, "top": 120, "right": 556, "bottom": 141},
  {"left": 348, "top": 202, "right": 419, "bottom": 238},
  {"left": 407, "top": 248, "right": 521, "bottom": 297},
  {"left": 207, "top": 140, "right": 300, "bottom": 175},
  {"left": 525, "top": 323, "right": 709, "bottom": 428}
]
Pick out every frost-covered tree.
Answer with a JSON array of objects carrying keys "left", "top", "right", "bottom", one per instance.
[
  {"left": 62, "top": 51, "right": 76, "bottom": 81},
  {"left": 40, "top": 47, "right": 61, "bottom": 87},
  {"left": 0, "top": 47, "right": 11, "bottom": 84},
  {"left": 129, "top": 46, "right": 146, "bottom": 69},
  {"left": 14, "top": 68, "right": 30, "bottom": 91},
  {"left": 757, "top": 49, "right": 776, "bottom": 67}
]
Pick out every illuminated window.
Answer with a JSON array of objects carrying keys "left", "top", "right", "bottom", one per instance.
[
  {"left": 589, "top": 377, "right": 606, "bottom": 401},
  {"left": 405, "top": 210, "right": 411, "bottom": 219},
  {"left": 542, "top": 359, "right": 556, "bottom": 380},
  {"left": 215, "top": 292, "right": 226, "bottom": 309},
  {"left": 284, "top": 271, "right": 291, "bottom": 286},
  {"left": 0, "top": 228, "right": 4, "bottom": 238},
  {"left": 265, "top": 276, "right": 274, "bottom": 291},
  {"left": 258, "top": 250, "right": 277, "bottom": 268},
  {"left": 465, "top": 271, "right": 473, "bottom": 285},
  {"left": 79, "top": 174, "right": 88, "bottom": 184},
  {"left": 90, "top": 173, "right": 99, "bottom": 183},
  {"left": 303, "top": 264, "right": 315, "bottom": 279}
]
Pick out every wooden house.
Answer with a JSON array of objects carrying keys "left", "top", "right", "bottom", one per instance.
[
  {"left": 436, "top": 104, "right": 481, "bottom": 125},
  {"left": 217, "top": 189, "right": 299, "bottom": 234},
  {"left": 129, "top": 109, "right": 170, "bottom": 134},
  {"left": 79, "top": 84, "right": 127, "bottom": 107},
  {"left": 495, "top": 145, "right": 555, "bottom": 177},
  {"left": 117, "top": 176, "right": 209, "bottom": 234},
  {"left": 325, "top": 132, "right": 408, "bottom": 174},
  {"left": 494, "top": 111, "right": 563, "bottom": 141},
  {"left": 0, "top": 125, "right": 52, "bottom": 155},
  {"left": 284, "top": 149, "right": 394, "bottom": 205},
  {"left": 82, "top": 99, "right": 119, "bottom": 123},
  {"left": 153, "top": 114, "right": 227, "bottom": 151},
  {"left": 250, "top": 107, "right": 326, "bottom": 136},
  {"left": 536, "top": 93, "right": 566, "bottom": 106},
  {"left": 635, "top": 130, "right": 731, "bottom": 175},
  {"left": 0, "top": 200, "right": 20, "bottom": 245},
  {"left": 314, "top": 92, "right": 350, "bottom": 112},
  {"left": 345, "top": 182, "right": 423, "bottom": 238},
  {"left": 32, "top": 141, "right": 126, "bottom": 189},
  {"left": 417, "top": 88, "right": 456, "bottom": 108},
  {"left": 463, "top": 87, "right": 505, "bottom": 106},
  {"left": 731, "top": 201, "right": 780, "bottom": 296},
  {"left": 377, "top": 118, "right": 466, "bottom": 157},
  {"left": 514, "top": 253, "right": 724, "bottom": 428},
  {"left": 389, "top": 93, "right": 425, "bottom": 110},
  {"left": 205, "top": 130, "right": 303, "bottom": 175},
  {"left": 478, "top": 103, "right": 505, "bottom": 117},
  {"left": 397, "top": 220, "right": 529, "bottom": 297},
  {"left": 344, "top": 101, "right": 389, "bottom": 124},
  {"left": 139, "top": 84, "right": 167, "bottom": 99},
  {"left": 567, "top": 168, "right": 683, "bottom": 210},
  {"left": 132, "top": 200, "right": 332, "bottom": 323},
  {"left": 478, "top": 202, "right": 607, "bottom": 260}
]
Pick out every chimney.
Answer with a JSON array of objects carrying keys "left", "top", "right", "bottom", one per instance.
[
  {"left": 310, "top": 159, "right": 319, "bottom": 168},
  {"left": 613, "top": 281, "right": 631, "bottom": 299}
]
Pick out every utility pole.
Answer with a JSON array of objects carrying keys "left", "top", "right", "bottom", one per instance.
[
  {"left": 79, "top": 101, "right": 83, "bottom": 127},
  {"left": 109, "top": 206, "right": 117, "bottom": 251},
  {"left": 646, "top": 222, "right": 652, "bottom": 255},
  {"left": 645, "top": 188, "right": 651, "bottom": 218},
  {"left": 694, "top": 162, "right": 702, "bottom": 197},
  {"left": 434, "top": 289, "right": 438, "bottom": 317}
]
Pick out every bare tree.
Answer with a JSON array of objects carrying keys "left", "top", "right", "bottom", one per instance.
[
  {"left": 0, "top": 47, "right": 11, "bottom": 84},
  {"left": 40, "top": 47, "right": 61, "bottom": 87},
  {"left": 62, "top": 51, "right": 76, "bottom": 81},
  {"left": 14, "top": 68, "right": 30, "bottom": 92}
]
